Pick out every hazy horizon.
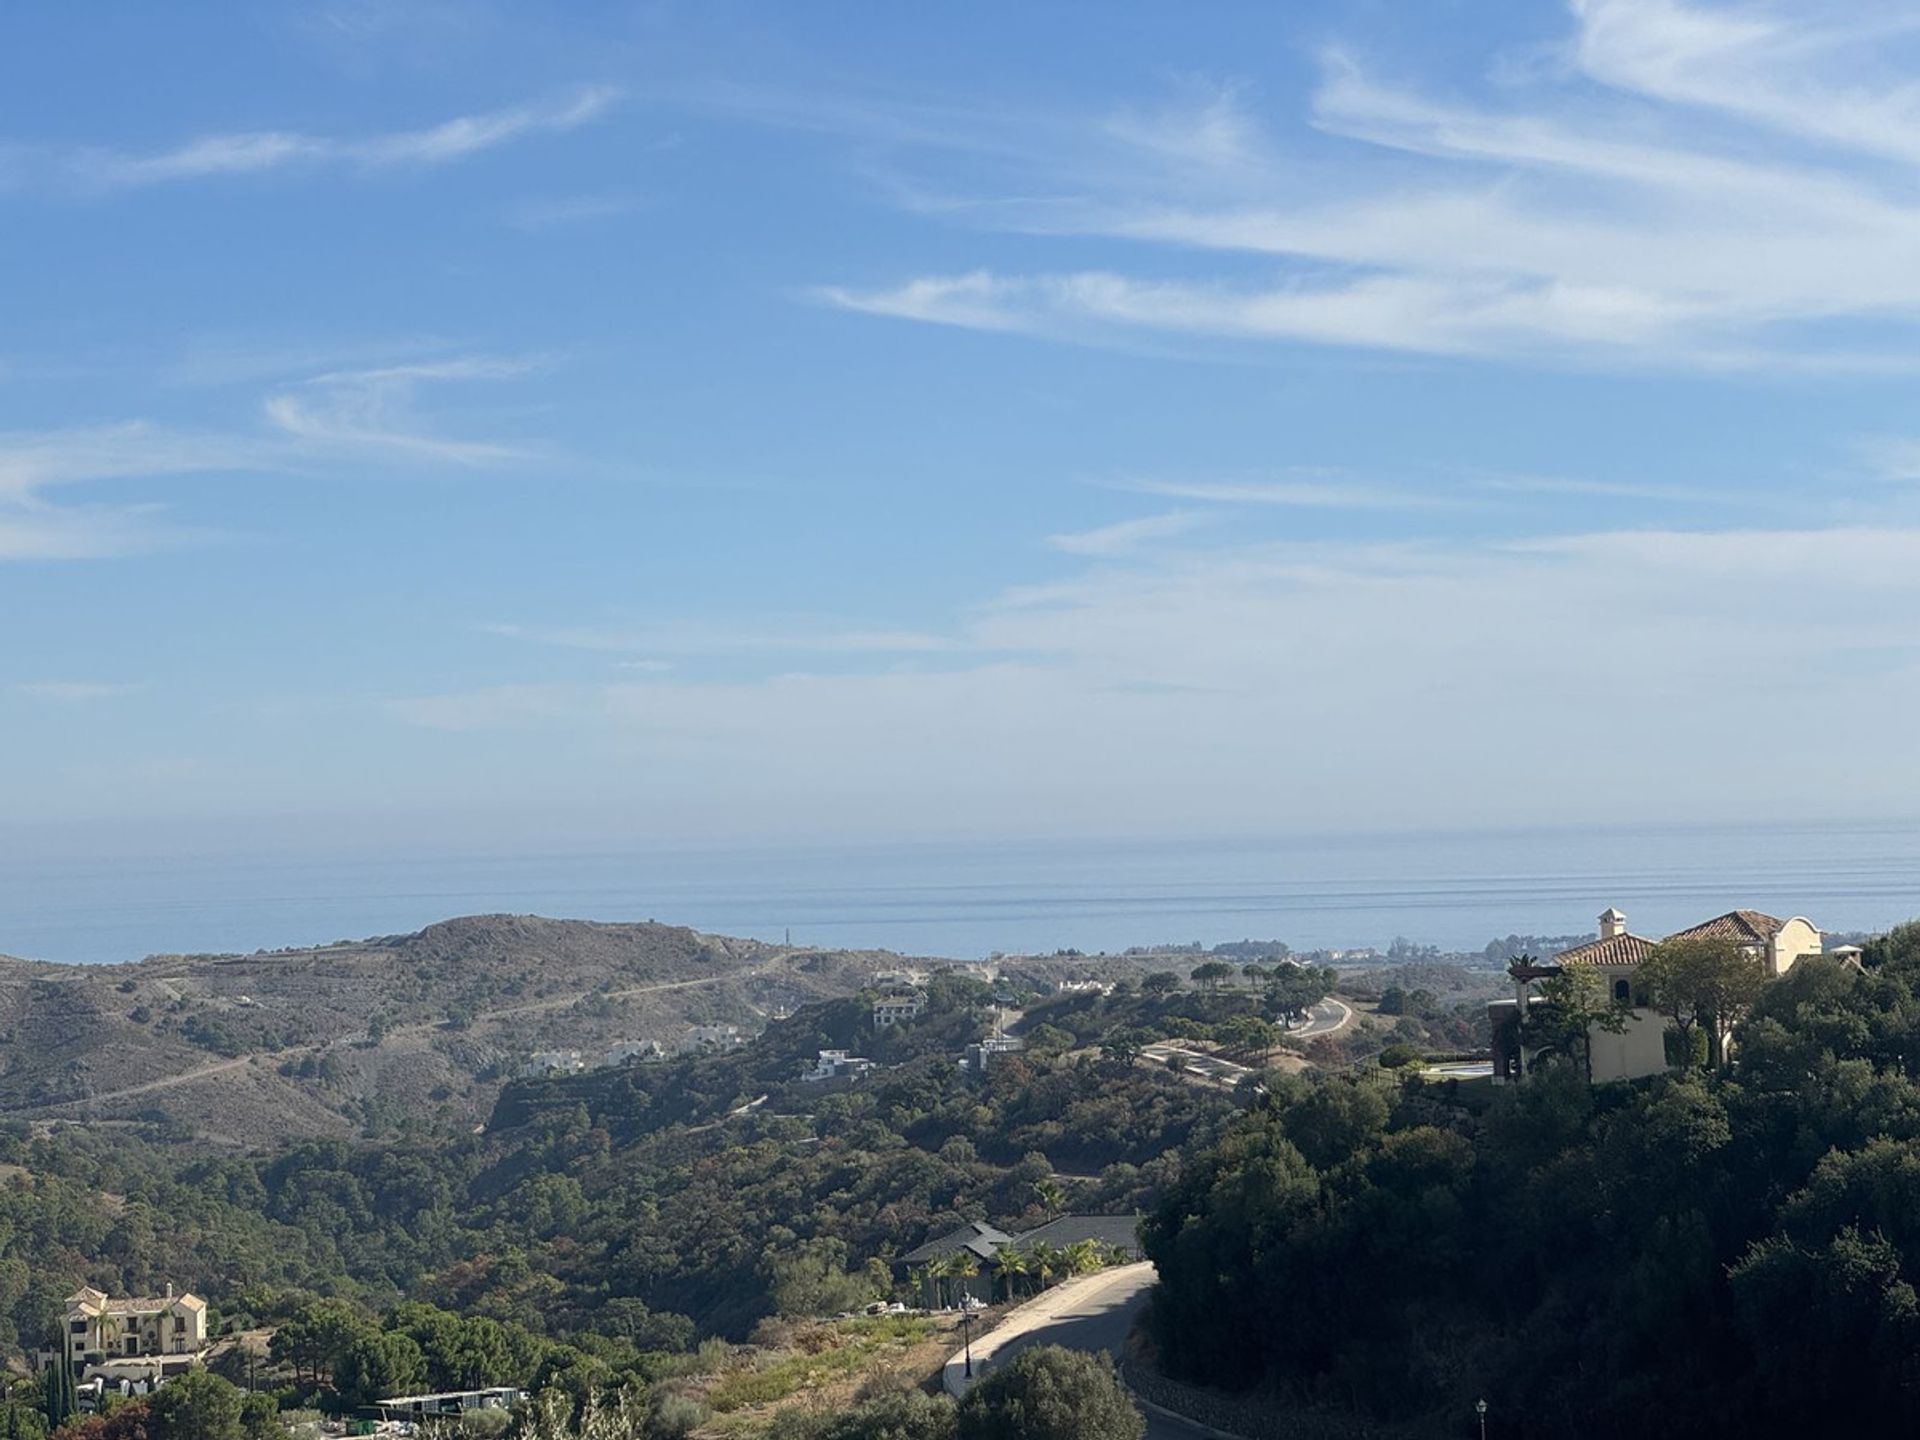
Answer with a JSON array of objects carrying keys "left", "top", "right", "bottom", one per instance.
[{"left": 7, "top": 816, "right": 1914, "bottom": 968}]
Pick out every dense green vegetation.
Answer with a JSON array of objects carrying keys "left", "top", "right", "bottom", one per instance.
[
  {"left": 1143, "top": 922, "right": 1920, "bottom": 1438},
  {"left": 0, "top": 975, "right": 1236, "bottom": 1410}
]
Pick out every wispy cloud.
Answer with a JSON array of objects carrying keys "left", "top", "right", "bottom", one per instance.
[
  {"left": 0, "top": 422, "right": 265, "bottom": 499},
  {"left": 483, "top": 618, "right": 963, "bottom": 658},
  {"left": 508, "top": 192, "right": 644, "bottom": 231},
  {"left": 12, "top": 85, "right": 619, "bottom": 194},
  {"left": 12, "top": 681, "right": 136, "bottom": 703},
  {"left": 1859, "top": 437, "right": 1920, "bottom": 484},
  {"left": 1047, "top": 511, "right": 1203, "bottom": 557},
  {"left": 262, "top": 355, "right": 538, "bottom": 465},
  {"left": 0, "top": 504, "right": 201, "bottom": 561},
  {"left": 810, "top": 3, "right": 1920, "bottom": 369},
  {"left": 0, "top": 350, "right": 543, "bottom": 562},
  {"left": 1117, "top": 474, "right": 1446, "bottom": 510}
]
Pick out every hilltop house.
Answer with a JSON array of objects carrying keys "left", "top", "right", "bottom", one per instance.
[
  {"left": 1491, "top": 906, "right": 1823, "bottom": 1084},
  {"left": 61, "top": 1287, "right": 206, "bottom": 1381}
]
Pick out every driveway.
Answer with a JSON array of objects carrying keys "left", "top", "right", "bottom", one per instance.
[{"left": 944, "top": 1263, "right": 1223, "bottom": 1440}]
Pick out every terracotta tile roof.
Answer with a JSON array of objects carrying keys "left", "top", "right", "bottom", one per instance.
[
  {"left": 102, "top": 1296, "right": 203, "bottom": 1315},
  {"left": 1667, "top": 910, "right": 1784, "bottom": 946},
  {"left": 1552, "top": 933, "right": 1657, "bottom": 967}
]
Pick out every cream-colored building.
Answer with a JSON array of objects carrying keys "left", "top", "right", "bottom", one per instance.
[
  {"left": 1495, "top": 906, "right": 1823, "bottom": 1084},
  {"left": 62, "top": 1287, "right": 207, "bottom": 1378},
  {"left": 1662, "top": 909, "right": 1822, "bottom": 978}
]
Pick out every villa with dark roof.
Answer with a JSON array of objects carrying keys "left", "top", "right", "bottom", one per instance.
[
  {"left": 895, "top": 1215, "right": 1140, "bottom": 1306},
  {"left": 1491, "top": 905, "right": 1823, "bottom": 1084}
]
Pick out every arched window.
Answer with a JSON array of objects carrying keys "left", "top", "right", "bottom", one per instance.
[{"left": 1613, "top": 978, "right": 1631, "bottom": 1004}]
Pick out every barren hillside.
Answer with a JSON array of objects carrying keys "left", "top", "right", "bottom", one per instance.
[{"left": 0, "top": 914, "right": 916, "bottom": 1146}]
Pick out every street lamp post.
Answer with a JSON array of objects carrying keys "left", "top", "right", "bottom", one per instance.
[
  {"left": 1476, "top": 1398, "right": 1488, "bottom": 1440},
  {"left": 960, "top": 1313, "right": 977, "bottom": 1379}
]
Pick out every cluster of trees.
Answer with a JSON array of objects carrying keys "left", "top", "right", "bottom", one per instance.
[
  {"left": 266, "top": 1298, "right": 553, "bottom": 1408},
  {"left": 910, "top": 1237, "right": 1128, "bottom": 1308},
  {"left": 28, "top": 1371, "right": 281, "bottom": 1440},
  {"left": 1143, "top": 922, "right": 1920, "bottom": 1437},
  {"left": 1, "top": 989, "right": 1238, "bottom": 1383}
]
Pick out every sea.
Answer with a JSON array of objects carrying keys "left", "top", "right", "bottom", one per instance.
[{"left": 3, "top": 820, "right": 1918, "bottom": 967}]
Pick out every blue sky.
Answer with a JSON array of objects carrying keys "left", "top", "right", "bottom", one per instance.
[{"left": 5, "top": 0, "right": 1920, "bottom": 858}]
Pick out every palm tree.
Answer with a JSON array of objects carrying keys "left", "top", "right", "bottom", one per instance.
[
  {"left": 1063, "top": 1239, "right": 1101, "bottom": 1277},
  {"left": 997, "top": 1247, "right": 1032, "bottom": 1300},
  {"left": 925, "top": 1255, "right": 952, "bottom": 1310},
  {"left": 92, "top": 1312, "right": 123, "bottom": 1361},
  {"left": 1032, "top": 1178, "right": 1066, "bottom": 1218},
  {"left": 1028, "top": 1242, "right": 1062, "bottom": 1292},
  {"left": 907, "top": 1266, "right": 930, "bottom": 1310},
  {"left": 949, "top": 1250, "right": 981, "bottom": 1307}
]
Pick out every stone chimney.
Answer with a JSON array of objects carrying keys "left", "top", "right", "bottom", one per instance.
[
  {"left": 165, "top": 1283, "right": 174, "bottom": 1300},
  {"left": 1599, "top": 907, "right": 1627, "bottom": 940}
]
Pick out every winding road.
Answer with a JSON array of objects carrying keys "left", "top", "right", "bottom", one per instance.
[
  {"left": 1143, "top": 997, "right": 1355, "bottom": 1089},
  {"left": 945, "top": 1264, "right": 1217, "bottom": 1439}
]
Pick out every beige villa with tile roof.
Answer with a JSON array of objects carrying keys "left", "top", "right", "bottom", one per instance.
[
  {"left": 1493, "top": 906, "right": 1824, "bottom": 1084},
  {"left": 62, "top": 1286, "right": 207, "bottom": 1378}
]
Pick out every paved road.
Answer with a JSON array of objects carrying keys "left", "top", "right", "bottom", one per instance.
[
  {"left": 1294, "top": 996, "right": 1353, "bottom": 1038},
  {"left": 1143, "top": 997, "right": 1357, "bottom": 1090},
  {"left": 1141, "top": 1043, "right": 1253, "bottom": 1087},
  {"left": 946, "top": 1265, "right": 1218, "bottom": 1439}
]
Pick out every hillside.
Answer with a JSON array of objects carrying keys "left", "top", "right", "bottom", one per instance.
[{"left": 0, "top": 914, "right": 922, "bottom": 1146}]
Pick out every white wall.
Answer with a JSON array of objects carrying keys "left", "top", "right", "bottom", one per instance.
[{"left": 1588, "top": 1009, "right": 1669, "bottom": 1083}]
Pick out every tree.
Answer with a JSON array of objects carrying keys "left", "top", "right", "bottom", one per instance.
[
  {"left": 1216, "top": 1015, "right": 1277, "bottom": 1061},
  {"left": 955, "top": 1345, "right": 1143, "bottom": 1440},
  {"left": 1031, "top": 1178, "right": 1066, "bottom": 1218},
  {"left": 995, "top": 1249, "right": 1031, "bottom": 1301},
  {"left": 1100, "top": 1030, "right": 1147, "bottom": 1069},
  {"left": 1061, "top": 1240, "right": 1101, "bottom": 1278},
  {"left": 1522, "top": 965, "right": 1628, "bottom": 1082},
  {"left": 147, "top": 1371, "right": 245, "bottom": 1440},
  {"left": 947, "top": 1251, "right": 980, "bottom": 1306},
  {"left": 43, "top": 1365, "right": 77, "bottom": 1434},
  {"left": 1025, "top": 1243, "right": 1062, "bottom": 1293},
  {"left": 1639, "top": 936, "right": 1768, "bottom": 1070},
  {"left": 334, "top": 1331, "right": 425, "bottom": 1409},
  {"left": 1264, "top": 966, "right": 1333, "bottom": 1027},
  {"left": 238, "top": 1395, "right": 282, "bottom": 1440},
  {"left": 765, "top": 1237, "right": 871, "bottom": 1318},
  {"left": 1189, "top": 962, "right": 1234, "bottom": 991},
  {"left": 1140, "top": 973, "right": 1181, "bottom": 998}
]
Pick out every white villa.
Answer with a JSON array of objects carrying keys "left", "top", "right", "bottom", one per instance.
[
  {"left": 61, "top": 1287, "right": 207, "bottom": 1381},
  {"left": 1492, "top": 906, "right": 1823, "bottom": 1084},
  {"left": 873, "top": 993, "right": 926, "bottom": 1027},
  {"left": 801, "top": 1049, "right": 874, "bottom": 1082}
]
